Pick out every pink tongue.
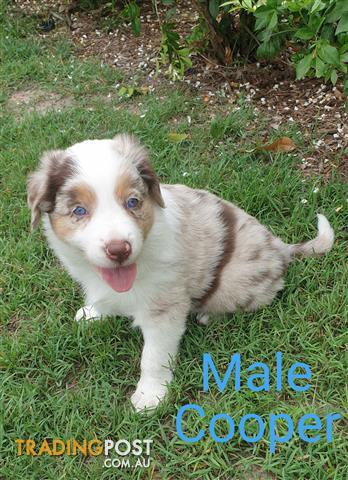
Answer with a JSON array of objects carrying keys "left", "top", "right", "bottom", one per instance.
[{"left": 98, "top": 264, "right": 137, "bottom": 292}]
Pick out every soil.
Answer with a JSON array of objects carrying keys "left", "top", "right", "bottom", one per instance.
[
  {"left": 8, "top": 88, "right": 73, "bottom": 116},
  {"left": 13, "top": 0, "right": 348, "bottom": 180}
]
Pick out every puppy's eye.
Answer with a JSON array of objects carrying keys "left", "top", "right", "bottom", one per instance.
[
  {"left": 126, "top": 197, "right": 139, "bottom": 209},
  {"left": 73, "top": 206, "right": 87, "bottom": 216}
]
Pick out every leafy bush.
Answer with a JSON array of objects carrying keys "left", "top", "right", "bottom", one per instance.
[
  {"left": 215, "top": 0, "right": 348, "bottom": 90},
  {"left": 70, "top": 0, "right": 348, "bottom": 89}
]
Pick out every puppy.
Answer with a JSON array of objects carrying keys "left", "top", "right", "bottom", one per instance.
[{"left": 27, "top": 134, "right": 334, "bottom": 411}]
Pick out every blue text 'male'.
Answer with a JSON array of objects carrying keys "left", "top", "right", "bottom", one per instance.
[{"left": 202, "top": 352, "right": 311, "bottom": 393}]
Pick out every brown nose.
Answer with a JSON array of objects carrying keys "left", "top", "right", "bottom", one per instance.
[{"left": 105, "top": 240, "right": 131, "bottom": 263}]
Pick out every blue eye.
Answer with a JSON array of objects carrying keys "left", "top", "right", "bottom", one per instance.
[
  {"left": 73, "top": 206, "right": 87, "bottom": 216},
  {"left": 126, "top": 197, "right": 139, "bottom": 209}
]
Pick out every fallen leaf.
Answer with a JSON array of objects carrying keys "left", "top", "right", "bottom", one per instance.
[
  {"left": 167, "top": 133, "right": 189, "bottom": 142},
  {"left": 138, "top": 86, "right": 149, "bottom": 95},
  {"left": 256, "top": 136, "right": 296, "bottom": 153},
  {"left": 118, "top": 86, "right": 128, "bottom": 97},
  {"left": 333, "top": 89, "right": 343, "bottom": 100},
  {"left": 270, "top": 122, "right": 281, "bottom": 130},
  {"left": 118, "top": 85, "right": 149, "bottom": 98}
]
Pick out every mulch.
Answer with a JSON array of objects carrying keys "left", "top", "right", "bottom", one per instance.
[{"left": 13, "top": 0, "right": 348, "bottom": 179}]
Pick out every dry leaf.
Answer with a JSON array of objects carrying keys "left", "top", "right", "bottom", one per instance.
[
  {"left": 333, "top": 89, "right": 343, "bottom": 100},
  {"left": 167, "top": 133, "right": 189, "bottom": 142},
  {"left": 139, "top": 86, "right": 149, "bottom": 95},
  {"left": 256, "top": 136, "right": 296, "bottom": 153}
]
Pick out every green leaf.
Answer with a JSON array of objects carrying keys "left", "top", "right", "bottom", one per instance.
[
  {"left": 257, "top": 28, "right": 272, "bottom": 43},
  {"left": 209, "top": 0, "right": 220, "bottom": 19},
  {"left": 330, "top": 69, "right": 338, "bottom": 84},
  {"left": 256, "top": 39, "right": 280, "bottom": 59},
  {"left": 320, "top": 23, "right": 335, "bottom": 42},
  {"left": 326, "top": 0, "right": 348, "bottom": 23},
  {"left": 296, "top": 53, "right": 314, "bottom": 79},
  {"left": 311, "top": 0, "right": 325, "bottom": 14},
  {"left": 336, "top": 13, "right": 348, "bottom": 35},
  {"left": 178, "top": 49, "right": 192, "bottom": 67},
  {"left": 118, "top": 86, "right": 127, "bottom": 96},
  {"left": 286, "top": 1, "right": 305, "bottom": 12},
  {"left": 318, "top": 44, "right": 341, "bottom": 67},
  {"left": 167, "top": 133, "right": 189, "bottom": 142},
  {"left": 308, "top": 14, "right": 321, "bottom": 32},
  {"left": 315, "top": 57, "right": 326, "bottom": 77},
  {"left": 268, "top": 11, "right": 278, "bottom": 30},
  {"left": 241, "top": 0, "right": 254, "bottom": 10},
  {"left": 254, "top": 9, "right": 272, "bottom": 31},
  {"left": 295, "top": 27, "right": 315, "bottom": 40}
]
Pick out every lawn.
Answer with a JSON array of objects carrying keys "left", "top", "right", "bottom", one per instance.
[{"left": 0, "top": 2, "right": 347, "bottom": 479}]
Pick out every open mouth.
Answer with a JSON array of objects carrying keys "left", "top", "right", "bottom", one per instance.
[{"left": 97, "top": 263, "right": 137, "bottom": 293}]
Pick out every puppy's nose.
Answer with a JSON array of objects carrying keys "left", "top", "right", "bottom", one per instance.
[{"left": 105, "top": 240, "right": 131, "bottom": 263}]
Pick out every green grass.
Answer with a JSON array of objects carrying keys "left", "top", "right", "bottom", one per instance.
[{"left": 0, "top": 3, "right": 347, "bottom": 479}]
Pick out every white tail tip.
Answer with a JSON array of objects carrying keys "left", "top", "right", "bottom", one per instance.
[{"left": 291, "top": 214, "right": 334, "bottom": 258}]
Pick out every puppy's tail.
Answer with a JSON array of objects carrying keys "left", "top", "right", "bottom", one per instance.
[{"left": 288, "top": 214, "right": 334, "bottom": 259}]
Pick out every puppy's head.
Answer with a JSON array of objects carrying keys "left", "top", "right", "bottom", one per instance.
[{"left": 27, "top": 134, "right": 165, "bottom": 292}]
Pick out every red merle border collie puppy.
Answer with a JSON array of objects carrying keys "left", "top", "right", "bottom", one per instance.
[{"left": 27, "top": 134, "right": 334, "bottom": 411}]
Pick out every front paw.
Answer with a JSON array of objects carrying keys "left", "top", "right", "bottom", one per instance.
[
  {"left": 131, "top": 379, "right": 168, "bottom": 412},
  {"left": 75, "top": 305, "right": 100, "bottom": 322},
  {"left": 197, "top": 312, "right": 210, "bottom": 325}
]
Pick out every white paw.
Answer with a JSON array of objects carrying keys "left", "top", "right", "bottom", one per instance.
[
  {"left": 75, "top": 305, "right": 100, "bottom": 322},
  {"left": 131, "top": 379, "right": 168, "bottom": 412},
  {"left": 197, "top": 312, "right": 210, "bottom": 325}
]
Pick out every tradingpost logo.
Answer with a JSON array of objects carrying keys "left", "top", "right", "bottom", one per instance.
[{"left": 15, "top": 438, "right": 153, "bottom": 469}]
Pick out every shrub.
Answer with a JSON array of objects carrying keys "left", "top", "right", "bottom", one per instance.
[
  {"left": 68, "top": 0, "right": 348, "bottom": 90},
  {"left": 205, "top": 0, "right": 348, "bottom": 90}
]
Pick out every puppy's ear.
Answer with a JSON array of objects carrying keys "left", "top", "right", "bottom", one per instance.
[
  {"left": 113, "top": 134, "right": 165, "bottom": 208},
  {"left": 136, "top": 157, "right": 165, "bottom": 208},
  {"left": 27, "top": 150, "right": 75, "bottom": 230}
]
